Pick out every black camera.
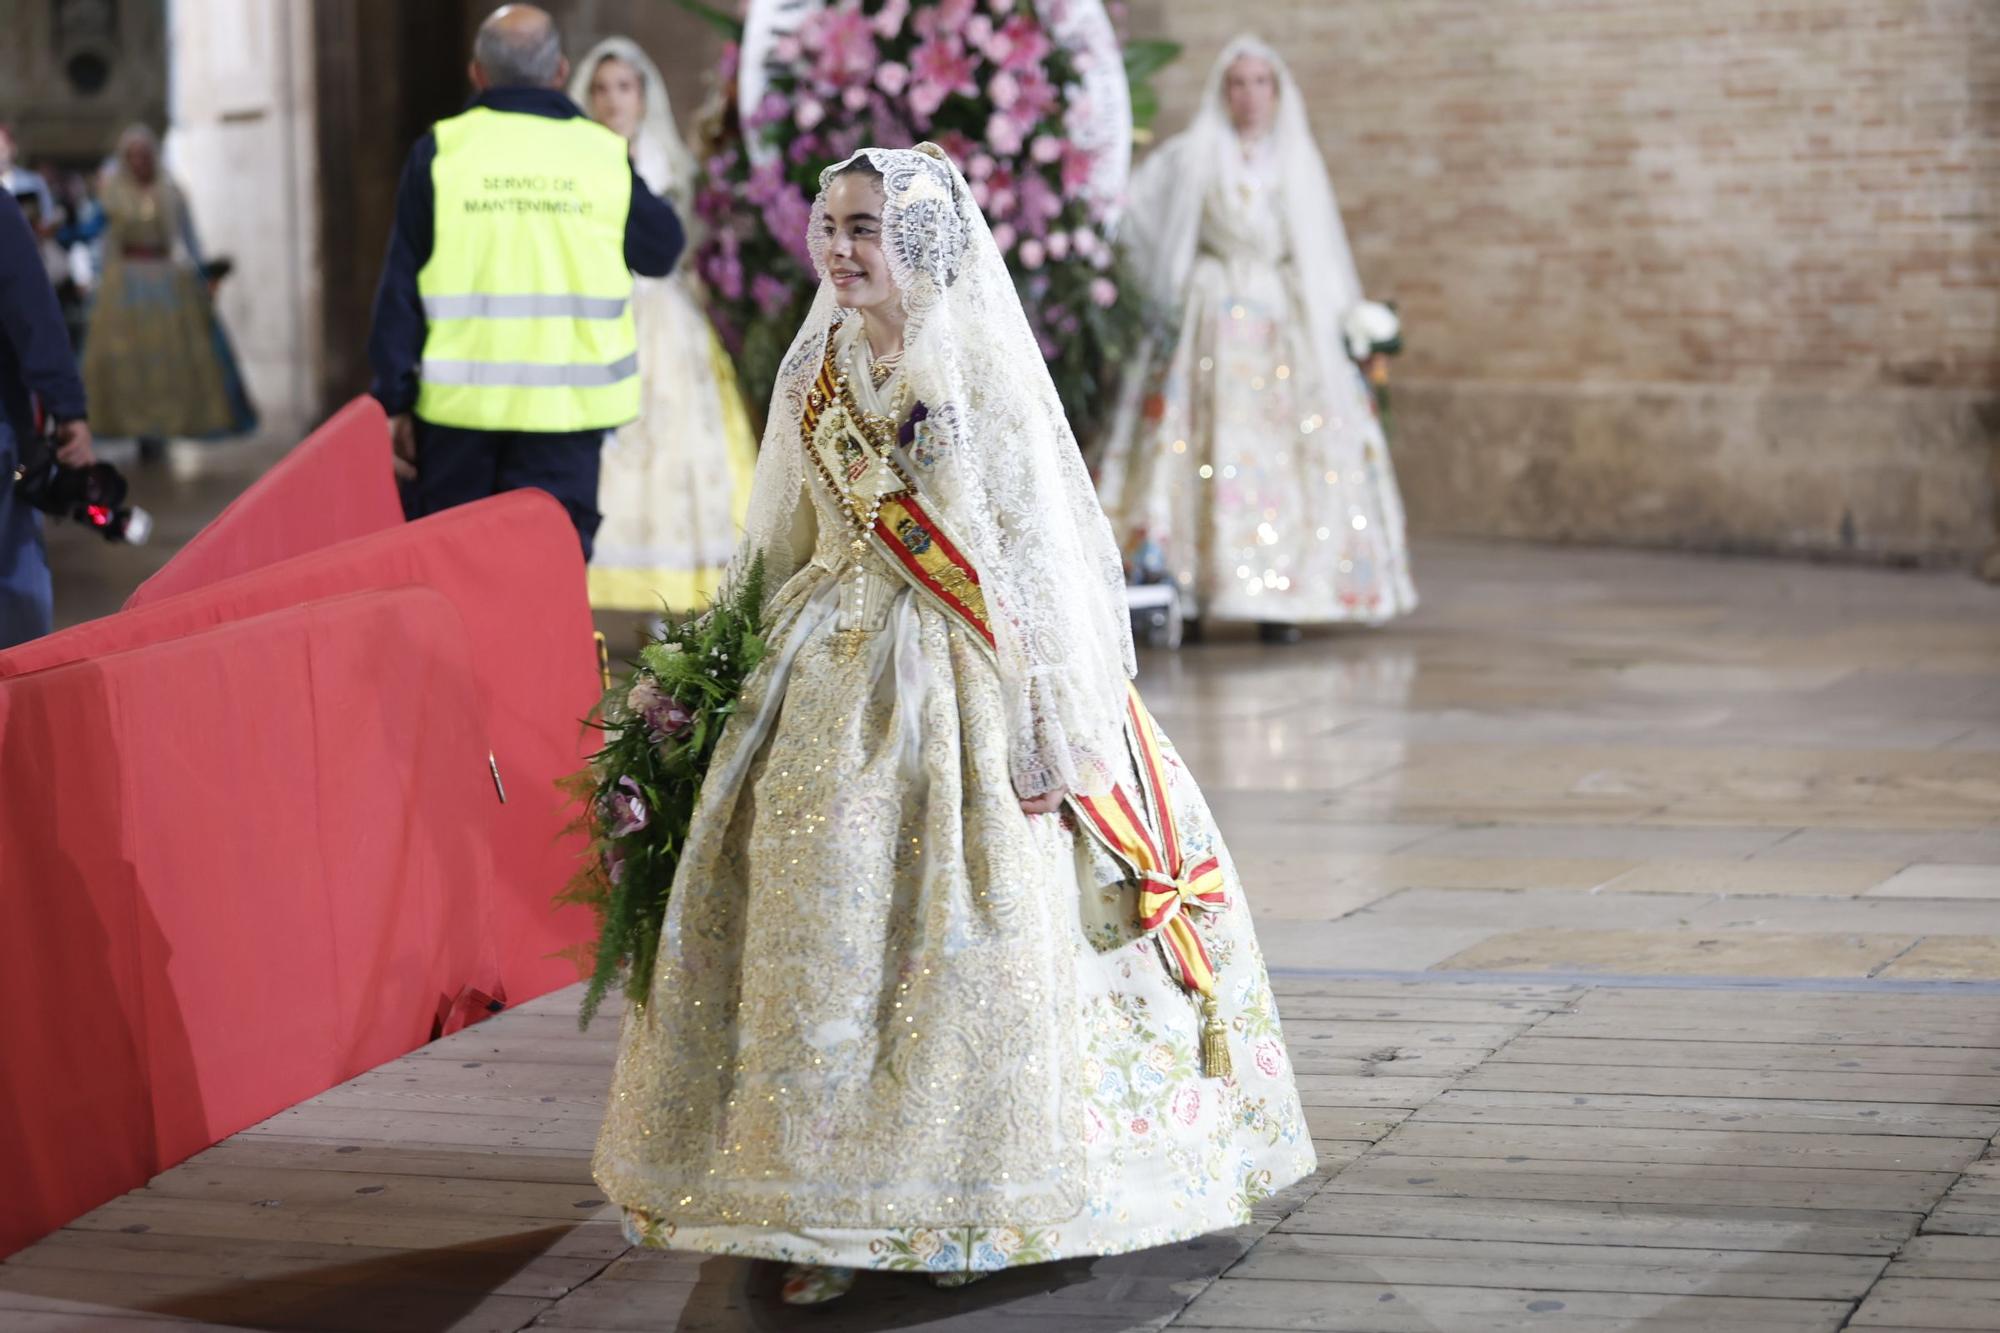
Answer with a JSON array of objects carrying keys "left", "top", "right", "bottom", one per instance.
[{"left": 13, "top": 410, "right": 151, "bottom": 545}]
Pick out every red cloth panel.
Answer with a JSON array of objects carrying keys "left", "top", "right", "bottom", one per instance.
[
  {"left": 0, "top": 491, "right": 603, "bottom": 1011},
  {"left": 126, "top": 397, "right": 403, "bottom": 610},
  {"left": 0, "top": 588, "right": 502, "bottom": 1257}
]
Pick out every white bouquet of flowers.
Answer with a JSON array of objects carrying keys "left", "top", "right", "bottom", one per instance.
[{"left": 1342, "top": 299, "right": 1402, "bottom": 361}]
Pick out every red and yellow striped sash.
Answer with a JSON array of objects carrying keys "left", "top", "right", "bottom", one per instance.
[
  {"left": 871, "top": 494, "right": 994, "bottom": 649},
  {"left": 1072, "top": 687, "right": 1229, "bottom": 998},
  {"left": 802, "top": 338, "right": 1228, "bottom": 1074},
  {"left": 1071, "top": 687, "right": 1234, "bottom": 1077}
]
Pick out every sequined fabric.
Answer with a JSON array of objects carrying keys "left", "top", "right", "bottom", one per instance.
[
  {"left": 595, "top": 402, "right": 1315, "bottom": 1270},
  {"left": 1108, "top": 173, "right": 1418, "bottom": 625}
]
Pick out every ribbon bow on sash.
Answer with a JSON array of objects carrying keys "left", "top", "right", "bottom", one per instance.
[
  {"left": 1137, "top": 854, "right": 1228, "bottom": 997},
  {"left": 1073, "top": 686, "right": 1234, "bottom": 1078}
]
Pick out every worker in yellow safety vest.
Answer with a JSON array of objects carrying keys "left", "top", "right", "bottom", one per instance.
[{"left": 366, "top": 3, "right": 683, "bottom": 557}]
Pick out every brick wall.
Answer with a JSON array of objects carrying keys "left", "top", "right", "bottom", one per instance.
[
  {"left": 1128, "top": 0, "right": 2000, "bottom": 563},
  {"left": 537, "top": 0, "right": 1998, "bottom": 562}
]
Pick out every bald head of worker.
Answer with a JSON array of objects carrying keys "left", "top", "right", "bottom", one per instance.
[{"left": 470, "top": 5, "right": 569, "bottom": 92}]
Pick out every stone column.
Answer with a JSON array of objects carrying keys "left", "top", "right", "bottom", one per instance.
[{"left": 165, "top": 0, "right": 321, "bottom": 435}]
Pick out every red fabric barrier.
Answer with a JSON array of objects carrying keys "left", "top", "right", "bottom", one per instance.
[
  {"left": 0, "top": 588, "right": 501, "bottom": 1257},
  {"left": 0, "top": 491, "right": 603, "bottom": 1009},
  {"left": 125, "top": 397, "right": 403, "bottom": 610}
]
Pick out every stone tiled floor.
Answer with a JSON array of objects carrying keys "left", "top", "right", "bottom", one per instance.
[
  {"left": 1159, "top": 540, "right": 2000, "bottom": 985},
  {"left": 11, "top": 451, "right": 2000, "bottom": 1329}
]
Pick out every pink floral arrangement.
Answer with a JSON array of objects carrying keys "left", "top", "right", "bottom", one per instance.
[{"left": 691, "top": 0, "right": 1152, "bottom": 441}]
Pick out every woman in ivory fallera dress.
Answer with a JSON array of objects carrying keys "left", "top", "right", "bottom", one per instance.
[
  {"left": 592, "top": 145, "right": 1313, "bottom": 1305},
  {"left": 571, "top": 39, "right": 758, "bottom": 612},
  {"left": 1096, "top": 36, "right": 1417, "bottom": 643}
]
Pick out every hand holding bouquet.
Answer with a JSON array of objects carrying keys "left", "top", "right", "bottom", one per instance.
[{"left": 560, "top": 556, "right": 769, "bottom": 1027}]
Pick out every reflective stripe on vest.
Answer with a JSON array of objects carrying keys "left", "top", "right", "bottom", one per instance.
[
  {"left": 415, "top": 108, "right": 638, "bottom": 433},
  {"left": 421, "top": 293, "right": 630, "bottom": 321},
  {"left": 421, "top": 353, "right": 640, "bottom": 388}
]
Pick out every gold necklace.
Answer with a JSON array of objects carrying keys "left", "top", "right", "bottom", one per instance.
[
  {"left": 805, "top": 356, "right": 914, "bottom": 560},
  {"left": 863, "top": 328, "right": 906, "bottom": 387}
]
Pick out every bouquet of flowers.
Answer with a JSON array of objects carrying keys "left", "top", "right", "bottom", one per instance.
[
  {"left": 558, "top": 557, "right": 769, "bottom": 1028},
  {"left": 1342, "top": 299, "right": 1403, "bottom": 434},
  {"left": 686, "top": 0, "right": 1175, "bottom": 445}
]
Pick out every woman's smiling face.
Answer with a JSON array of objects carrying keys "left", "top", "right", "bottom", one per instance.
[{"left": 822, "top": 172, "right": 897, "bottom": 313}]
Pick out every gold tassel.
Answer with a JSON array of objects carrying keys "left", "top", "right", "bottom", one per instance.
[{"left": 1200, "top": 992, "right": 1232, "bottom": 1080}]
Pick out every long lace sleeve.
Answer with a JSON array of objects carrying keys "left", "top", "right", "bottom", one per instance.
[{"left": 949, "top": 367, "right": 1135, "bottom": 801}]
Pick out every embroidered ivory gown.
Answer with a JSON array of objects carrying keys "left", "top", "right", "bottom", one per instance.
[
  {"left": 1100, "top": 141, "right": 1418, "bottom": 626},
  {"left": 593, "top": 321, "right": 1315, "bottom": 1275}
]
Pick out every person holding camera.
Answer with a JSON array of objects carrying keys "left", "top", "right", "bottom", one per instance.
[{"left": 0, "top": 191, "right": 94, "bottom": 648}]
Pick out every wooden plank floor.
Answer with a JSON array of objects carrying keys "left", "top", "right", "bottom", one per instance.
[
  {"left": 15, "top": 537, "right": 1998, "bottom": 1329},
  {"left": 3, "top": 977, "right": 1998, "bottom": 1331}
]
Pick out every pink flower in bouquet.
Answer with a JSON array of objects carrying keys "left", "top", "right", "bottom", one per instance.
[
  {"left": 1045, "top": 230, "right": 1070, "bottom": 261},
  {"left": 748, "top": 90, "right": 790, "bottom": 131},
  {"left": 744, "top": 156, "right": 786, "bottom": 208},
  {"left": 626, "top": 675, "right": 664, "bottom": 719},
  {"left": 934, "top": 131, "right": 978, "bottom": 166},
  {"left": 967, "top": 152, "right": 996, "bottom": 181},
  {"left": 990, "top": 221, "right": 1017, "bottom": 253},
  {"left": 914, "top": 0, "right": 976, "bottom": 40},
  {"left": 795, "top": 97, "right": 827, "bottom": 131},
  {"left": 1030, "top": 133, "right": 1065, "bottom": 165},
  {"left": 605, "top": 776, "right": 650, "bottom": 838},
  {"left": 1060, "top": 143, "right": 1096, "bottom": 194},
  {"left": 984, "top": 163, "right": 1018, "bottom": 217},
  {"left": 869, "top": 95, "right": 910, "bottom": 150},
  {"left": 969, "top": 178, "right": 990, "bottom": 210},
  {"left": 1091, "top": 276, "right": 1118, "bottom": 308},
  {"left": 911, "top": 35, "right": 978, "bottom": 99},
  {"left": 1036, "top": 326, "right": 1059, "bottom": 358},
  {"left": 703, "top": 234, "right": 746, "bottom": 301},
  {"left": 1019, "top": 170, "right": 1063, "bottom": 224},
  {"left": 987, "top": 0, "right": 1012, "bottom": 13},
  {"left": 788, "top": 133, "right": 826, "bottom": 166},
  {"left": 842, "top": 83, "right": 871, "bottom": 113},
  {"left": 908, "top": 80, "right": 947, "bottom": 121},
  {"left": 694, "top": 185, "right": 732, "bottom": 227},
  {"left": 810, "top": 7, "right": 879, "bottom": 88},
  {"left": 988, "top": 69, "right": 1020, "bottom": 112},
  {"left": 828, "top": 123, "right": 868, "bottom": 161},
  {"left": 875, "top": 60, "right": 910, "bottom": 96},
  {"left": 769, "top": 186, "right": 816, "bottom": 270},
  {"left": 985, "top": 110, "right": 1025, "bottom": 157},
  {"left": 1069, "top": 226, "right": 1098, "bottom": 260},
  {"left": 966, "top": 13, "right": 995, "bottom": 49},
  {"left": 1009, "top": 67, "right": 1059, "bottom": 125},
  {"left": 872, "top": 0, "right": 911, "bottom": 38},
  {"left": 629, "top": 677, "right": 694, "bottom": 743},
  {"left": 1018, "top": 237, "right": 1046, "bottom": 270},
  {"left": 752, "top": 272, "right": 792, "bottom": 318},
  {"left": 989, "top": 14, "right": 1053, "bottom": 72}
]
